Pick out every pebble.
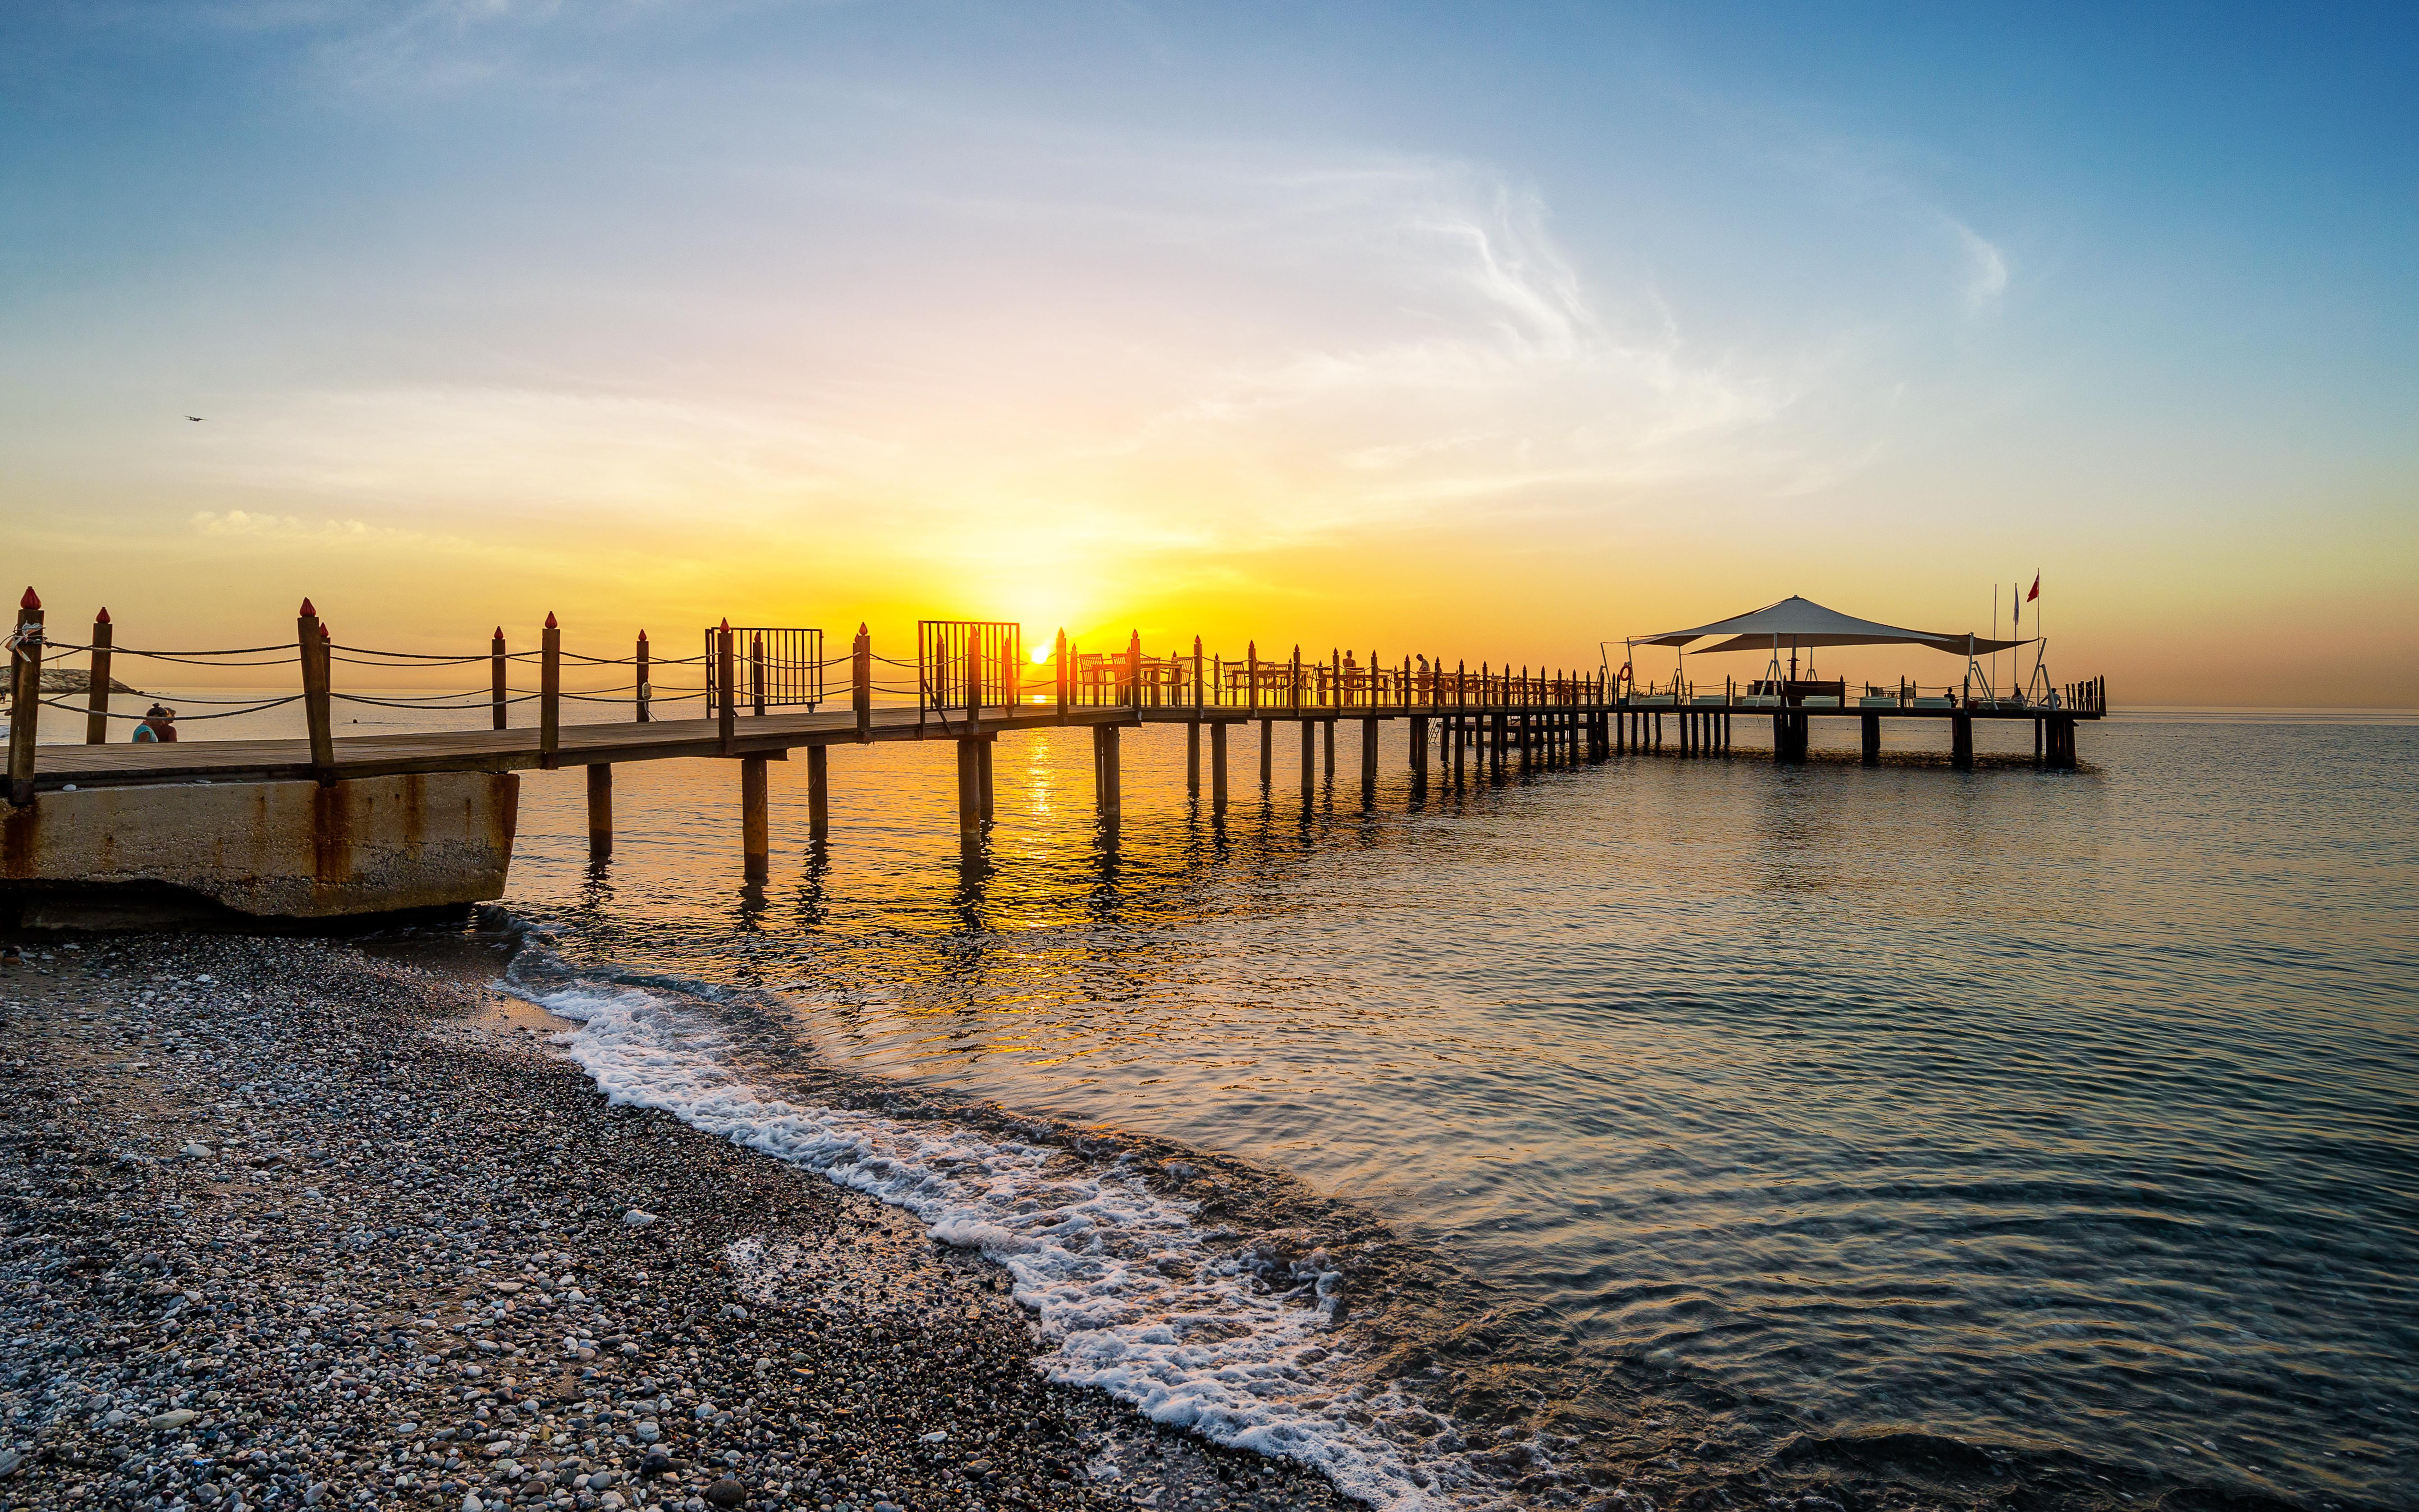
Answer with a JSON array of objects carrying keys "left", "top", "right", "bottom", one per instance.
[{"left": 0, "top": 935, "right": 1348, "bottom": 1512}]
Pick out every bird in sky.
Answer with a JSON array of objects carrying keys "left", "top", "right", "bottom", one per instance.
[{"left": 185, "top": 415, "right": 203, "bottom": 422}]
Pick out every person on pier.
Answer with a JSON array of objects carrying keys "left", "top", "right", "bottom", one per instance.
[{"left": 132, "top": 704, "right": 179, "bottom": 742}]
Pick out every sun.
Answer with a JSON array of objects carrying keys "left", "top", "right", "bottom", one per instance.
[{"left": 1031, "top": 644, "right": 1053, "bottom": 664}]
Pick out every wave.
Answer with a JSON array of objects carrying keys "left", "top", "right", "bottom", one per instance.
[{"left": 499, "top": 945, "right": 1496, "bottom": 1510}]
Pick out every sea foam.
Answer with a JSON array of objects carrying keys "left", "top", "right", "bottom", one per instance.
[{"left": 520, "top": 971, "right": 1488, "bottom": 1510}]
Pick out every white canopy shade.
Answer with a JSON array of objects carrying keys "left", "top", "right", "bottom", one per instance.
[{"left": 1634, "top": 595, "right": 2030, "bottom": 656}]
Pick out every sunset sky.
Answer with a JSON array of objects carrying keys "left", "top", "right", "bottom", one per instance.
[{"left": 4, "top": 2, "right": 2413, "bottom": 704}]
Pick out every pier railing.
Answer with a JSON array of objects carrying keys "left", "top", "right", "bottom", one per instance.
[{"left": 5, "top": 586, "right": 2108, "bottom": 811}]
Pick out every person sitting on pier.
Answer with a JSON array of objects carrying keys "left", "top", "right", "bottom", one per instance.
[{"left": 132, "top": 704, "right": 179, "bottom": 742}]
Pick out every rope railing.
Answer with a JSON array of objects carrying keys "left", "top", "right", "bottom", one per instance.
[
  {"left": 41, "top": 694, "right": 304, "bottom": 724},
  {"left": 3, "top": 595, "right": 2103, "bottom": 811}
]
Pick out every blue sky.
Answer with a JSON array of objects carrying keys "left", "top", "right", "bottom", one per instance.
[{"left": 3, "top": 2, "right": 2413, "bottom": 700}]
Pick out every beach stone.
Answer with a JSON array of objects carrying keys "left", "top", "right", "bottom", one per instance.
[
  {"left": 622, "top": 1209, "right": 659, "bottom": 1227},
  {"left": 179, "top": 1141, "right": 211, "bottom": 1159},
  {"left": 705, "top": 1479, "right": 747, "bottom": 1508},
  {"left": 149, "top": 1409, "right": 198, "bottom": 1429}
]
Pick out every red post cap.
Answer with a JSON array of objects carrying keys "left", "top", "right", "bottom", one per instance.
[
  {"left": 857, "top": 622, "right": 868, "bottom": 635},
  {"left": 299, "top": 597, "right": 316, "bottom": 617},
  {"left": 95, "top": 607, "right": 110, "bottom": 623},
  {"left": 637, "top": 628, "right": 648, "bottom": 642},
  {"left": 321, "top": 624, "right": 332, "bottom": 640},
  {"left": 719, "top": 618, "right": 730, "bottom": 632},
  {"left": 544, "top": 611, "right": 559, "bottom": 629},
  {"left": 19, "top": 587, "right": 39, "bottom": 610},
  {"left": 493, "top": 626, "right": 504, "bottom": 640}
]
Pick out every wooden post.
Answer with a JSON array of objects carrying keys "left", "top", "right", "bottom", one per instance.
[
  {"left": 956, "top": 738, "right": 981, "bottom": 831},
  {"left": 587, "top": 764, "right": 613, "bottom": 856},
  {"left": 741, "top": 755, "right": 770, "bottom": 876},
  {"left": 1055, "top": 628, "right": 1069, "bottom": 723},
  {"left": 491, "top": 627, "right": 509, "bottom": 730},
  {"left": 7, "top": 589, "right": 41, "bottom": 806},
  {"left": 1411, "top": 715, "right": 1428, "bottom": 780},
  {"left": 1300, "top": 715, "right": 1315, "bottom": 794},
  {"left": 540, "top": 611, "right": 562, "bottom": 770},
  {"left": 1194, "top": 635, "right": 1205, "bottom": 715},
  {"left": 1323, "top": 715, "right": 1335, "bottom": 777},
  {"left": 635, "top": 630, "right": 651, "bottom": 724},
  {"left": 297, "top": 599, "right": 334, "bottom": 785},
  {"left": 979, "top": 733, "right": 995, "bottom": 820},
  {"left": 1260, "top": 715, "right": 1273, "bottom": 786},
  {"left": 1952, "top": 713, "right": 1974, "bottom": 770},
  {"left": 852, "top": 623, "right": 871, "bottom": 743},
  {"left": 1360, "top": 717, "right": 1379, "bottom": 793},
  {"left": 718, "top": 619, "right": 737, "bottom": 755},
  {"left": 1861, "top": 714, "right": 1881, "bottom": 765},
  {"left": 2034, "top": 717, "right": 2044, "bottom": 767},
  {"left": 1211, "top": 720, "right": 1228, "bottom": 813},
  {"left": 1187, "top": 721, "right": 1201, "bottom": 797},
  {"left": 83, "top": 608, "right": 112, "bottom": 744},
  {"left": 1291, "top": 644, "right": 1302, "bottom": 715},
  {"left": 805, "top": 743, "right": 829, "bottom": 834},
  {"left": 1127, "top": 630, "right": 1142, "bottom": 712},
  {"left": 1248, "top": 641, "right": 1259, "bottom": 715},
  {"left": 751, "top": 631, "right": 767, "bottom": 718},
  {"left": 965, "top": 632, "right": 981, "bottom": 733},
  {"left": 1099, "top": 724, "right": 1121, "bottom": 818}
]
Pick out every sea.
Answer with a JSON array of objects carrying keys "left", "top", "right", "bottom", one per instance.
[{"left": 68, "top": 696, "right": 2419, "bottom": 1508}]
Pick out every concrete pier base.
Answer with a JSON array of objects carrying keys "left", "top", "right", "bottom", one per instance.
[{"left": 0, "top": 772, "right": 518, "bottom": 924}]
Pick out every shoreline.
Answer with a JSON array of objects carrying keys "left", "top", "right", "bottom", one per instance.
[
  {"left": 0, "top": 932, "right": 2344, "bottom": 1512},
  {"left": 0, "top": 935, "right": 1348, "bottom": 1512}
]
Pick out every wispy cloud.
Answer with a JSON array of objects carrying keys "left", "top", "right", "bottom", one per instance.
[{"left": 1951, "top": 219, "right": 2010, "bottom": 311}]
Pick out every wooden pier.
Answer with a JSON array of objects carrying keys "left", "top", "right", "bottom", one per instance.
[{"left": 3, "top": 593, "right": 2106, "bottom": 915}]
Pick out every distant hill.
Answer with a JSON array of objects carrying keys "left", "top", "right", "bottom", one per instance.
[{"left": 39, "top": 669, "right": 145, "bottom": 696}]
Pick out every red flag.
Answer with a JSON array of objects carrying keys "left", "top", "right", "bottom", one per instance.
[{"left": 2026, "top": 573, "right": 2040, "bottom": 603}]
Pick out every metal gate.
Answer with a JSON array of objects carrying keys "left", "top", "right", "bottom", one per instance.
[
  {"left": 703, "top": 627, "right": 826, "bottom": 714},
  {"left": 918, "top": 620, "right": 1021, "bottom": 728}
]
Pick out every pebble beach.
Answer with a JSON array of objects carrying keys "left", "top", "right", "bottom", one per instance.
[{"left": 0, "top": 935, "right": 1348, "bottom": 1512}]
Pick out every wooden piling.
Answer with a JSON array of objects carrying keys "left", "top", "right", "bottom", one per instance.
[
  {"left": 1210, "top": 720, "right": 1229, "bottom": 813},
  {"left": 1861, "top": 713, "right": 1881, "bottom": 765},
  {"left": 1055, "top": 628, "right": 1070, "bottom": 722},
  {"left": 1323, "top": 716, "right": 1336, "bottom": 778},
  {"left": 1300, "top": 717, "right": 1315, "bottom": 793},
  {"left": 751, "top": 631, "right": 767, "bottom": 718},
  {"left": 540, "top": 612, "right": 562, "bottom": 770},
  {"left": 84, "top": 608, "right": 112, "bottom": 744},
  {"left": 297, "top": 599, "right": 334, "bottom": 786},
  {"left": 1361, "top": 717, "right": 1379, "bottom": 793},
  {"left": 1410, "top": 715, "right": 1428, "bottom": 780},
  {"left": 741, "top": 754, "right": 770, "bottom": 873},
  {"left": 1951, "top": 713, "right": 1974, "bottom": 769},
  {"left": 852, "top": 623, "right": 871, "bottom": 743},
  {"left": 635, "top": 630, "right": 651, "bottom": 724},
  {"left": 1097, "top": 724, "right": 1122, "bottom": 817},
  {"left": 717, "top": 619, "right": 736, "bottom": 756},
  {"left": 490, "top": 626, "right": 508, "bottom": 730},
  {"left": 807, "top": 743, "right": 829, "bottom": 834},
  {"left": 7, "top": 589, "right": 42, "bottom": 806},
  {"left": 979, "top": 733, "right": 995, "bottom": 820},
  {"left": 1260, "top": 717, "right": 1273, "bottom": 786},
  {"left": 956, "top": 739, "right": 982, "bottom": 830},
  {"left": 587, "top": 763, "right": 613, "bottom": 855}
]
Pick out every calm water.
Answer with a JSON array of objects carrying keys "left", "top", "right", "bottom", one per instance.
[{"left": 76, "top": 699, "right": 2419, "bottom": 1505}]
